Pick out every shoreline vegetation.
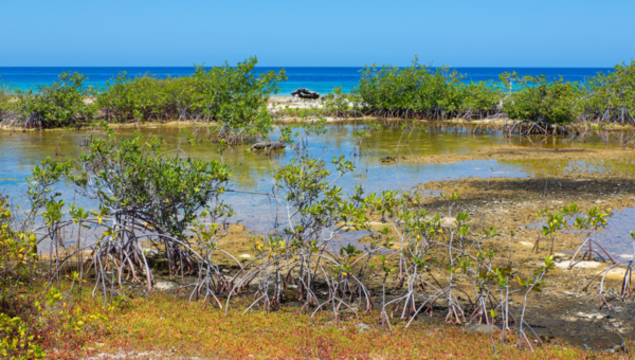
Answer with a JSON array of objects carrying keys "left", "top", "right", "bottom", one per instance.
[
  {"left": 1, "top": 57, "right": 634, "bottom": 134},
  {"left": 2, "top": 57, "right": 635, "bottom": 360},
  {"left": 3, "top": 134, "right": 635, "bottom": 359}
]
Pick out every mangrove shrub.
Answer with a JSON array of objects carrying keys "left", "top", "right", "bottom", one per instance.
[
  {"left": 97, "top": 57, "right": 287, "bottom": 141},
  {"left": 502, "top": 74, "right": 580, "bottom": 126},
  {"left": 581, "top": 60, "right": 635, "bottom": 123},
  {"left": 8, "top": 72, "right": 96, "bottom": 129},
  {"left": 355, "top": 57, "right": 500, "bottom": 120},
  {"left": 69, "top": 132, "right": 232, "bottom": 279}
]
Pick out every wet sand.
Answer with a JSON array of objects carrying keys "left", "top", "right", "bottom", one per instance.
[{"left": 406, "top": 145, "right": 634, "bottom": 164}]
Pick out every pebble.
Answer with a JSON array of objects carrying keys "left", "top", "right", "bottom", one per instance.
[
  {"left": 576, "top": 311, "right": 605, "bottom": 320},
  {"left": 555, "top": 260, "right": 601, "bottom": 269},
  {"left": 356, "top": 323, "right": 371, "bottom": 333},
  {"left": 154, "top": 281, "right": 177, "bottom": 291}
]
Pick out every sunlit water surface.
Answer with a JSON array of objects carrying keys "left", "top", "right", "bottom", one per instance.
[{"left": 1, "top": 126, "right": 634, "bottom": 250}]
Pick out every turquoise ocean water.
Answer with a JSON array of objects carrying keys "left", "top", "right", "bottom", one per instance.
[{"left": 0, "top": 67, "right": 613, "bottom": 96}]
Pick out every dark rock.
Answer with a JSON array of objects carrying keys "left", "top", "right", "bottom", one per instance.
[
  {"left": 291, "top": 88, "right": 320, "bottom": 99},
  {"left": 379, "top": 156, "right": 406, "bottom": 164},
  {"left": 251, "top": 140, "right": 286, "bottom": 151}
]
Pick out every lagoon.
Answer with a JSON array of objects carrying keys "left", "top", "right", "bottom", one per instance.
[{"left": 1, "top": 125, "right": 632, "bottom": 241}]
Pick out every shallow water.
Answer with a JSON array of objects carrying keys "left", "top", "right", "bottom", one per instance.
[
  {"left": 583, "top": 207, "right": 635, "bottom": 257},
  {"left": 0, "top": 126, "right": 632, "bottom": 236},
  {"left": 526, "top": 205, "right": 635, "bottom": 256}
]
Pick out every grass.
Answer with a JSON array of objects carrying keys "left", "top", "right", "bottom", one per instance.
[{"left": 55, "top": 292, "right": 626, "bottom": 359}]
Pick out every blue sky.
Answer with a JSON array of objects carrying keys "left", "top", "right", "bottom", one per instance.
[{"left": 1, "top": 0, "right": 633, "bottom": 67}]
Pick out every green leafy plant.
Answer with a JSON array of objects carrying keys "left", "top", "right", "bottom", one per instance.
[
  {"left": 0, "top": 198, "right": 39, "bottom": 303},
  {"left": 0, "top": 198, "right": 45, "bottom": 359},
  {"left": 532, "top": 203, "right": 579, "bottom": 255},
  {"left": 97, "top": 57, "right": 287, "bottom": 143},
  {"left": 225, "top": 154, "right": 378, "bottom": 318},
  {"left": 322, "top": 86, "right": 362, "bottom": 118},
  {"left": 501, "top": 74, "right": 580, "bottom": 132},
  {"left": 9, "top": 72, "right": 96, "bottom": 129},
  {"left": 31, "top": 132, "right": 234, "bottom": 302},
  {"left": 0, "top": 80, "right": 12, "bottom": 123},
  {"left": 568, "top": 206, "right": 615, "bottom": 267},
  {"left": 579, "top": 60, "right": 635, "bottom": 125},
  {"left": 356, "top": 57, "right": 498, "bottom": 120}
]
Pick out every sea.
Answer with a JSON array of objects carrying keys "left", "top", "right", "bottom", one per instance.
[{"left": 0, "top": 67, "right": 613, "bottom": 96}]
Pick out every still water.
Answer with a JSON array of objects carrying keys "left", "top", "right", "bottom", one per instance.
[{"left": 1, "top": 125, "right": 633, "bottom": 247}]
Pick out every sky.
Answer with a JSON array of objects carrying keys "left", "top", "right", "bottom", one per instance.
[{"left": 1, "top": 0, "right": 633, "bottom": 67}]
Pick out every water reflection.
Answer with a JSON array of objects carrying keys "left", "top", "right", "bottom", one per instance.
[
  {"left": 0, "top": 126, "right": 632, "bottom": 234},
  {"left": 588, "top": 208, "right": 635, "bottom": 256}
]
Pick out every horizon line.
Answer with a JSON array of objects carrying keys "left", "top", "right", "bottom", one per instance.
[{"left": 0, "top": 65, "right": 617, "bottom": 69}]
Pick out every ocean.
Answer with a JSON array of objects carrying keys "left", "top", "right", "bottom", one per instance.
[{"left": 0, "top": 67, "right": 613, "bottom": 96}]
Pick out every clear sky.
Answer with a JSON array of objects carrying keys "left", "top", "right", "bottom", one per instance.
[{"left": 1, "top": 0, "right": 633, "bottom": 67}]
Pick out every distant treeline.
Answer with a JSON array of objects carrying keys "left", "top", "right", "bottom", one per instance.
[{"left": 1, "top": 57, "right": 634, "bottom": 131}]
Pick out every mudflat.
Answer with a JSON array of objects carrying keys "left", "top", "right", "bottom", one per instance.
[{"left": 407, "top": 145, "right": 634, "bottom": 164}]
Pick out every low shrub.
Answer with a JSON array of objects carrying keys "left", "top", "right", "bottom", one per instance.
[
  {"left": 330, "top": 57, "right": 635, "bottom": 129},
  {"left": 7, "top": 72, "right": 96, "bottom": 129},
  {"left": 97, "top": 57, "right": 287, "bottom": 141},
  {"left": 0, "top": 197, "right": 45, "bottom": 359},
  {"left": 0, "top": 81, "right": 11, "bottom": 122},
  {"left": 580, "top": 60, "right": 635, "bottom": 123},
  {"left": 502, "top": 73, "right": 581, "bottom": 126},
  {"left": 355, "top": 57, "right": 487, "bottom": 120}
]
